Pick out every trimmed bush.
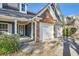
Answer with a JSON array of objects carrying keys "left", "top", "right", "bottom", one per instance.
[{"left": 0, "top": 33, "right": 20, "bottom": 55}]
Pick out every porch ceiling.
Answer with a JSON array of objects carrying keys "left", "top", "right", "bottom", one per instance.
[{"left": 17, "top": 21, "right": 31, "bottom": 25}]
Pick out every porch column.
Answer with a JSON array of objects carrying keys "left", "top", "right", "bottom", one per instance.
[
  {"left": 35, "top": 21, "right": 37, "bottom": 42},
  {"left": 14, "top": 20, "right": 17, "bottom": 34},
  {"left": 31, "top": 22, "right": 33, "bottom": 39}
]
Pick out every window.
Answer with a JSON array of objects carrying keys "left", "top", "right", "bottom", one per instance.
[
  {"left": 21, "top": 3, "right": 25, "bottom": 11},
  {"left": 0, "top": 23, "right": 8, "bottom": 32},
  {"left": 19, "top": 3, "right": 27, "bottom": 13}
]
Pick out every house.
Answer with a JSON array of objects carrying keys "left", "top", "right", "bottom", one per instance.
[
  {"left": 34, "top": 3, "right": 63, "bottom": 41},
  {"left": 0, "top": 3, "right": 62, "bottom": 42}
]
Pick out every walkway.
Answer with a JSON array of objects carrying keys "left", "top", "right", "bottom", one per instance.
[{"left": 58, "top": 37, "right": 79, "bottom": 56}]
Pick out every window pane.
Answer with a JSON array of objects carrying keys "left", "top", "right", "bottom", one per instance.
[
  {"left": 0, "top": 24, "right": 1, "bottom": 28},
  {"left": 21, "top": 4, "right": 25, "bottom": 11},
  {"left": 3, "top": 24, "right": 6, "bottom": 29},
  {"left": 0, "top": 24, "right": 3, "bottom": 29}
]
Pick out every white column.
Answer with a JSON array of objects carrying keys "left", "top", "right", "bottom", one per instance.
[
  {"left": 35, "top": 21, "right": 37, "bottom": 42},
  {"left": 14, "top": 20, "right": 17, "bottom": 34},
  {"left": 31, "top": 22, "right": 33, "bottom": 39}
]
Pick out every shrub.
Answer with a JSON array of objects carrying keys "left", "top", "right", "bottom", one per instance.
[
  {"left": 0, "top": 33, "right": 20, "bottom": 55},
  {"left": 0, "top": 31, "right": 3, "bottom": 35},
  {"left": 71, "top": 28, "right": 77, "bottom": 34},
  {"left": 63, "top": 27, "right": 77, "bottom": 37},
  {"left": 63, "top": 28, "right": 70, "bottom": 36}
]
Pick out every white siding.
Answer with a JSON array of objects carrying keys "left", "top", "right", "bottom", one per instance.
[
  {"left": 8, "top": 24, "right": 12, "bottom": 34},
  {"left": 0, "top": 3, "right": 2, "bottom": 8}
]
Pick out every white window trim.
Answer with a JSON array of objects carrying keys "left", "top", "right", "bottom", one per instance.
[
  {"left": 18, "top": 24, "right": 25, "bottom": 36},
  {"left": 31, "top": 22, "right": 33, "bottom": 40},
  {"left": 0, "top": 3, "right": 2, "bottom": 8},
  {"left": 19, "top": 3, "right": 27, "bottom": 13}
]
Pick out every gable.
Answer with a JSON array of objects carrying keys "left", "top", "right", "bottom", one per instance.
[
  {"left": 40, "top": 9, "right": 50, "bottom": 18},
  {"left": 33, "top": 3, "right": 62, "bottom": 24},
  {"left": 40, "top": 9, "right": 56, "bottom": 24},
  {"left": 36, "top": 4, "right": 57, "bottom": 20}
]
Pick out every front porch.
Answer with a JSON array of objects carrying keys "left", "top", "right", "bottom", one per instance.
[{"left": 0, "top": 15, "right": 36, "bottom": 41}]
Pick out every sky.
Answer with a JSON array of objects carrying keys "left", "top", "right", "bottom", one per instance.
[
  {"left": 58, "top": 3, "right": 79, "bottom": 16},
  {"left": 27, "top": 3, "right": 47, "bottom": 14},
  {"left": 27, "top": 3, "right": 79, "bottom": 16}
]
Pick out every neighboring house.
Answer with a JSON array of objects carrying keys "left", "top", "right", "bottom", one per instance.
[
  {"left": 0, "top": 3, "right": 62, "bottom": 41},
  {"left": 64, "top": 16, "right": 75, "bottom": 25},
  {"left": 64, "top": 16, "right": 79, "bottom": 38}
]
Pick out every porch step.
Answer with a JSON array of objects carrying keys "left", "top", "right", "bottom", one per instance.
[{"left": 20, "top": 37, "right": 33, "bottom": 43}]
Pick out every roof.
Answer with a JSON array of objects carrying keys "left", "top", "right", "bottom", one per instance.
[
  {"left": 36, "top": 3, "right": 50, "bottom": 16},
  {"left": 0, "top": 8, "right": 36, "bottom": 19},
  {"left": 27, "top": 11, "right": 36, "bottom": 15},
  {"left": 0, "top": 4, "right": 63, "bottom": 22},
  {"left": 33, "top": 3, "right": 58, "bottom": 21}
]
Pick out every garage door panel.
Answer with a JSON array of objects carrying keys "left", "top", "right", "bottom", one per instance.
[{"left": 40, "top": 23, "right": 54, "bottom": 40}]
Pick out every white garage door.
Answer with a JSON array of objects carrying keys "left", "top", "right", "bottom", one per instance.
[{"left": 40, "top": 23, "right": 54, "bottom": 41}]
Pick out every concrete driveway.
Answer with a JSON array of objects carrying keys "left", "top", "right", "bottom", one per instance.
[{"left": 58, "top": 37, "right": 79, "bottom": 56}]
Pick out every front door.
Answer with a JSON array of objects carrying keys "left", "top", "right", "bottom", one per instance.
[{"left": 18, "top": 25, "right": 25, "bottom": 36}]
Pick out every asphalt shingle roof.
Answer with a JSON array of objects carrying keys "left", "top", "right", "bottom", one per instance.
[{"left": 0, "top": 8, "right": 35, "bottom": 19}]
